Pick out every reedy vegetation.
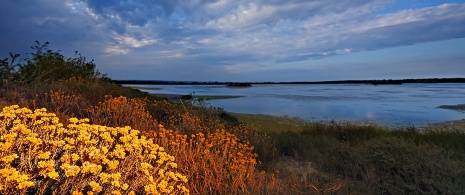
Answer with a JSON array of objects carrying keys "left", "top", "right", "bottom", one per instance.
[{"left": 1, "top": 42, "right": 465, "bottom": 194}]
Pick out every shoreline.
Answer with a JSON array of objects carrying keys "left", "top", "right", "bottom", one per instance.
[
  {"left": 228, "top": 112, "right": 465, "bottom": 132},
  {"left": 420, "top": 118, "right": 465, "bottom": 131},
  {"left": 151, "top": 93, "right": 465, "bottom": 131},
  {"left": 150, "top": 93, "right": 243, "bottom": 101}
]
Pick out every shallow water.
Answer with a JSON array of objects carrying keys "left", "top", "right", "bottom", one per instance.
[{"left": 126, "top": 83, "right": 465, "bottom": 126}]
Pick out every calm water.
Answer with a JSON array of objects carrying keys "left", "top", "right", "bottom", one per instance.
[{"left": 126, "top": 83, "right": 465, "bottom": 126}]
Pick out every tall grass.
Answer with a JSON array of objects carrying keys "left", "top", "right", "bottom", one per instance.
[{"left": 266, "top": 121, "right": 465, "bottom": 194}]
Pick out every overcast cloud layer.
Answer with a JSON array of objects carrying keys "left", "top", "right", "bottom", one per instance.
[{"left": 1, "top": 0, "right": 465, "bottom": 81}]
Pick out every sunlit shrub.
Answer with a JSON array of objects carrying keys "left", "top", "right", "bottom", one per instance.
[
  {"left": 149, "top": 100, "right": 226, "bottom": 135},
  {"left": 142, "top": 123, "right": 265, "bottom": 194},
  {"left": 0, "top": 105, "right": 189, "bottom": 194},
  {"left": 29, "top": 90, "right": 82, "bottom": 119},
  {"left": 87, "top": 96, "right": 157, "bottom": 131}
]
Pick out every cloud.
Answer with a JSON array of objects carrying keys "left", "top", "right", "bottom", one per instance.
[{"left": 1, "top": 0, "right": 465, "bottom": 80}]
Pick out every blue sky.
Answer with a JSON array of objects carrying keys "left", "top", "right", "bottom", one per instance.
[{"left": 1, "top": 0, "right": 465, "bottom": 82}]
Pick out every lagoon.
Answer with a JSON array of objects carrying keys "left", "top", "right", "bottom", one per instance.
[{"left": 125, "top": 83, "right": 465, "bottom": 126}]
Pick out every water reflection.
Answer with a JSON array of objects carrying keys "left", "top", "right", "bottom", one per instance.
[{"left": 127, "top": 83, "right": 465, "bottom": 126}]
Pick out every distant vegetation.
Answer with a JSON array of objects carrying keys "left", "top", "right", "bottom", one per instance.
[
  {"left": 226, "top": 83, "right": 252, "bottom": 87},
  {"left": 438, "top": 104, "right": 465, "bottom": 112},
  {"left": 1, "top": 42, "right": 465, "bottom": 194},
  {"left": 113, "top": 78, "right": 465, "bottom": 85}
]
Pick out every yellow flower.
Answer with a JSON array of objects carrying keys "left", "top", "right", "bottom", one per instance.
[
  {"left": 158, "top": 169, "right": 165, "bottom": 177},
  {"left": 168, "top": 162, "right": 178, "bottom": 169},
  {"left": 112, "top": 145, "right": 126, "bottom": 159},
  {"left": 0, "top": 168, "right": 16, "bottom": 178},
  {"left": 71, "top": 153, "right": 80, "bottom": 162},
  {"left": 47, "top": 171, "right": 59, "bottom": 179},
  {"left": 108, "top": 160, "right": 119, "bottom": 170},
  {"left": 144, "top": 184, "right": 158, "bottom": 194},
  {"left": 81, "top": 162, "right": 102, "bottom": 174},
  {"left": 89, "top": 181, "right": 102, "bottom": 192},
  {"left": 1, "top": 132, "right": 17, "bottom": 142},
  {"left": 38, "top": 151, "right": 52, "bottom": 159},
  {"left": 17, "top": 181, "right": 34, "bottom": 190},
  {"left": 25, "top": 136, "right": 42, "bottom": 146},
  {"left": 64, "top": 137, "right": 75, "bottom": 145},
  {"left": 1, "top": 154, "right": 18, "bottom": 163},
  {"left": 37, "top": 160, "right": 55, "bottom": 173},
  {"left": 71, "top": 191, "right": 83, "bottom": 195},
  {"left": 69, "top": 118, "right": 79, "bottom": 124},
  {"left": 63, "top": 144, "right": 75, "bottom": 150},
  {"left": 60, "top": 163, "right": 80, "bottom": 177},
  {"left": 99, "top": 173, "right": 110, "bottom": 184},
  {"left": 112, "top": 180, "right": 121, "bottom": 188},
  {"left": 0, "top": 142, "right": 13, "bottom": 150},
  {"left": 122, "top": 183, "right": 129, "bottom": 190},
  {"left": 48, "top": 140, "right": 65, "bottom": 147},
  {"left": 111, "top": 190, "right": 122, "bottom": 195},
  {"left": 176, "top": 173, "right": 188, "bottom": 183},
  {"left": 101, "top": 146, "right": 109, "bottom": 154}
]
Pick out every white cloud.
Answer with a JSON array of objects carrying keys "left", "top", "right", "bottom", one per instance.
[
  {"left": 104, "top": 45, "right": 128, "bottom": 55},
  {"left": 113, "top": 35, "right": 157, "bottom": 48}
]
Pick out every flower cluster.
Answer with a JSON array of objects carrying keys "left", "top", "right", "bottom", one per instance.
[{"left": 0, "top": 105, "right": 189, "bottom": 194}]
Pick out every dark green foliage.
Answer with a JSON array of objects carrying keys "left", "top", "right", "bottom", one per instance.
[
  {"left": 1, "top": 52, "right": 21, "bottom": 81},
  {"left": 218, "top": 112, "right": 241, "bottom": 126},
  {"left": 2, "top": 41, "right": 104, "bottom": 85}
]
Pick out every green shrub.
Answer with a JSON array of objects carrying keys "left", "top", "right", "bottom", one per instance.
[{"left": 16, "top": 41, "right": 103, "bottom": 85}]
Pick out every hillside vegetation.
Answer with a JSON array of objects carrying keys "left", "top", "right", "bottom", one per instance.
[{"left": 1, "top": 42, "right": 464, "bottom": 194}]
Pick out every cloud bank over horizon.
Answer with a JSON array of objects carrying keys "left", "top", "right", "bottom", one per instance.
[{"left": 1, "top": 0, "right": 465, "bottom": 81}]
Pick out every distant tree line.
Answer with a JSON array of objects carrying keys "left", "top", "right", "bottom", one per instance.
[{"left": 113, "top": 78, "right": 465, "bottom": 85}]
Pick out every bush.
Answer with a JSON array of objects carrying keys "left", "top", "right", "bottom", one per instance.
[
  {"left": 16, "top": 41, "right": 103, "bottom": 85},
  {"left": 0, "top": 105, "right": 189, "bottom": 194},
  {"left": 87, "top": 96, "right": 157, "bottom": 131}
]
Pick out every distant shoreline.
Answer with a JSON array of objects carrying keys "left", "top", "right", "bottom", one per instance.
[
  {"left": 114, "top": 78, "right": 465, "bottom": 85},
  {"left": 149, "top": 93, "right": 243, "bottom": 101}
]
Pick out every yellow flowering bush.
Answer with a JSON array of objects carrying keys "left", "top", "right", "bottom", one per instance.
[
  {"left": 145, "top": 124, "right": 259, "bottom": 194},
  {"left": 0, "top": 105, "right": 189, "bottom": 194}
]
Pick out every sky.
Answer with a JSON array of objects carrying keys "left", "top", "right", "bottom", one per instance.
[{"left": 1, "top": 0, "right": 465, "bottom": 82}]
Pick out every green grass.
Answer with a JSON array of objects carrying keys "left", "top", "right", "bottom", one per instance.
[{"left": 225, "top": 112, "right": 310, "bottom": 132}]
